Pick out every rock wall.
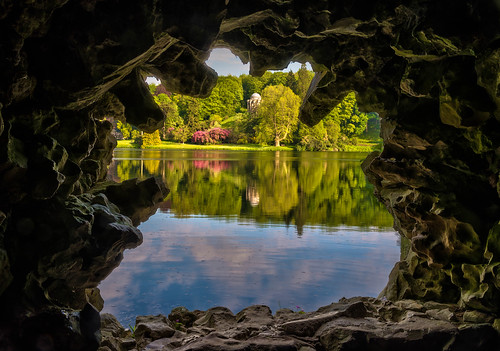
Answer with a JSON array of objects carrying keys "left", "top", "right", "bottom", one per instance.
[{"left": 0, "top": 0, "right": 499, "bottom": 348}]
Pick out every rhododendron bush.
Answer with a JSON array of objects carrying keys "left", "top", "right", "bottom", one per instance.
[{"left": 192, "top": 128, "right": 231, "bottom": 144}]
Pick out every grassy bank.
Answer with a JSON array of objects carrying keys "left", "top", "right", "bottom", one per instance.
[
  {"left": 116, "top": 140, "right": 294, "bottom": 151},
  {"left": 116, "top": 139, "right": 382, "bottom": 152}
]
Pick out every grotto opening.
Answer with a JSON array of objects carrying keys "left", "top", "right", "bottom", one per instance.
[{"left": 1, "top": 0, "right": 500, "bottom": 350}]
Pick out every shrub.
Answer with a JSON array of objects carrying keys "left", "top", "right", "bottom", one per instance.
[
  {"left": 208, "top": 128, "right": 231, "bottom": 143},
  {"left": 192, "top": 128, "right": 232, "bottom": 144},
  {"left": 192, "top": 130, "right": 212, "bottom": 144}
]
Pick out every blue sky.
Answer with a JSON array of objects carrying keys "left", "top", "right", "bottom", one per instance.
[{"left": 146, "top": 48, "right": 311, "bottom": 84}]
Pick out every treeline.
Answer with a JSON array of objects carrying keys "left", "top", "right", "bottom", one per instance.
[{"left": 114, "top": 64, "right": 381, "bottom": 150}]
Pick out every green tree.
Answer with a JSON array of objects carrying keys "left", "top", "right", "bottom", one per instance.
[
  {"left": 116, "top": 120, "right": 141, "bottom": 140},
  {"left": 296, "top": 63, "right": 313, "bottom": 99},
  {"left": 241, "top": 74, "right": 265, "bottom": 101},
  {"left": 325, "top": 92, "right": 369, "bottom": 138},
  {"left": 154, "top": 93, "right": 181, "bottom": 128},
  {"left": 200, "top": 76, "right": 243, "bottom": 119},
  {"left": 285, "top": 71, "right": 298, "bottom": 94},
  {"left": 265, "top": 71, "right": 288, "bottom": 87},
  {"left": 141, "top": 130, "right": 161, "bottom": 148},
  {"left": 297, "top": 120, "right": 330, "bottom": 151},
  {"left": 256, "top": 85, "right": 301, "bottom": 147},
  {"left": 174, "top": 95, "right": 202, "bottom": 134}
]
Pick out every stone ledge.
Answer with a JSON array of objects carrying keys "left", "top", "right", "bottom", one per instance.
[{"left": 100, "top": 297, "right": 500, "bottom": 351}]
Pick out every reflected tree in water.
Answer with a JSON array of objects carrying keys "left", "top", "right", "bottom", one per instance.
[{"left": 110, "top": 151, "right": 393, "bottom": 230}]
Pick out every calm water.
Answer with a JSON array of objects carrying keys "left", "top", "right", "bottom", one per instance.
[{"left": 99, "top": 149, "right": 399, "bottom": 326}]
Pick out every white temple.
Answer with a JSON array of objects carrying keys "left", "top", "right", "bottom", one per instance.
[{"left": 247, "top": 92, "right": 262, "bottom": 113}]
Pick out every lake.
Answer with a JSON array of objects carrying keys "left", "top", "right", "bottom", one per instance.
[{"left": 99, "top": 149, "right": 400, "bottom": 326}]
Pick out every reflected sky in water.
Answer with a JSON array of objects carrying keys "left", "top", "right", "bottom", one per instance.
[{"left": 99, "top": 150, "right": 400, "bottom": 326}]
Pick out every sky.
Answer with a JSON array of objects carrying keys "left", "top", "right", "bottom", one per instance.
[
  {"left": 146, "top": 48, "right": 312, "bottom": 85},
  {"left": 205, "top": 48, "right": 311, "bottom": 76}
]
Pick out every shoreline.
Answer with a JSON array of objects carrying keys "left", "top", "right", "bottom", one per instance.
[{"left": 115, "top": 140, "right": 380, "bottom": 152}]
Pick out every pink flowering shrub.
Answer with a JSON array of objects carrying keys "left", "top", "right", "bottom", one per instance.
[
  {"left": 192, "top": 128, "right": 231, "bottom": 144},
  {"left": 192, "top": 130, "right": 212, "bottom": 144},
  {"left": 208, "top": 128, "right": 231, "bottom": 143}
]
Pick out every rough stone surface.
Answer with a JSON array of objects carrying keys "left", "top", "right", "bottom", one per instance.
[
  {"left": 100, "top": 298, "right": 500, "bottom": 351},
  {"left": 1, "top": 0, "right": 500, "bottom": 349}
]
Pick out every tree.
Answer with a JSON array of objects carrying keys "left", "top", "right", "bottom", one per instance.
[
  {"left": 256, "top": 85, "right": 301, "bottom": 146},
  {"left": 116, "top": 120, "right": 141, "bottom": 140},
  {"left": 285, "top": 71, "right": 298, "bottom": 94},
  {"left": 325, "top": 92, "right": 369, "bottom": 138},
  {"left": 265, "top": 71, "right": 288, "bottom": 87},
  {"left": 154, "top": 93, "right": 181, "bottom": 129},
  {"left": 241, "top": 74, "right": 265, "bottom": 101},
  {"left": 200, "top": 76, "right": 243, "bottom": 119},
  {"left": 141, "top": 130, "right": 161, "bottom": 148},
  {"left": 174, "top": 95, "right": 203, "bottom": 134},
  {"left": 296, "top": 63, "right": 313, "bottom": 99},
  {"left": 297, "top": 120, "right": 330, "bottom": 151}
]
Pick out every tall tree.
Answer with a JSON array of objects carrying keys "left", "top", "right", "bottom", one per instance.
[
  {"left": 265, "top": 71, "right": 288, "bottom": 87},
  {"left": 325, "top": 92, "right": 369, "bottom": 138},
  {"left": 256, "top": 85, "right": 301, "bottom": 146},
  {"left": 296, "top": 63, "right": 313, "bottom": 99},
  {"left": 285, "top": 71, "right": 298, "bottom": 94},
  {"left": 174, "top": 95, "right": 202, "bottom": 133},
  {"left": 154, "top": 93, "right": 181, "bottom": 128},
  {"left": 200, "top": 76, "right": 243, "bottom": 119},
  {"left": 241, "top": 74, "right": 265, "bottom": 101}
]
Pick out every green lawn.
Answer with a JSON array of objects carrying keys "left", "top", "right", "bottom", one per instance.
[
  {"left": 116, "top": 139, "right": 382, "bottom": 152},
  {"left": 343, "top": 139, "right": 383, "bottom": 152},
  {"left": 116, "top": 140, "right": 294, "bottom": 151}
]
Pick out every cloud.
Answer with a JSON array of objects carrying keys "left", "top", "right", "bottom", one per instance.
[{"left": 99, "top": 213, "right": 400, "bottom": 325}]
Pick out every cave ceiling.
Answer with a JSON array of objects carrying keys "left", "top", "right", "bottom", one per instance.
[{"left": 0, "top": 0, "right": 500, "bottom": 341}]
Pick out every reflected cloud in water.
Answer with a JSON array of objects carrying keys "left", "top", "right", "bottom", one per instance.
[
  {"left": 100, "top": 150, "right": 400, "bottom": 326},
  {"left": 100, "top": 213, "right": 399, "bottom": 326}
]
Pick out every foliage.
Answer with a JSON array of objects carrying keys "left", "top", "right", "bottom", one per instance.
[
  {"left": 255, "top": 85, "right": 301, "bottom": 146},
  {"left": 154, "top": 93, "right": 182, "bottom": 129},
  {"left": 192, "top": 130, "right": 212, "bottom": 144},
  {"left": 116, "top": 140, "right": 293, "bottom": 151},
  {"left": 297, "top": 121, "right": 331, "bottom": 151},
  {"left": 285, "top": 71, "right": 298, "bottom": 95},
  {"left": 192, "top": 128, "right": 231, "bottom": 145},
  {"left": 114, "top": 70, "right": 381, "bottom": 151},
  {"left": 174, "top": 95, "right": 203, "bottom": 133},
  {"left": 241, "top": 74, "right": 265, "bottom": 101},
  {"left": 265, "top": 71, "right": 288, "bottom": 87},
  {"left": 140, "top": 130, "right": 161, "bottom": 148},
  {"left": 325, "top": 92, "right": 369, "bottom": 138},
  {"left": 165, "top": 127, "right": 190, "bottom": 143},
  {"left": 199, "top": 76, "right": 243, "bottom": 119},
  {"left": 361, "top": 112, "right": 382, "bottom": 139},
  {"left": 116, "top": 120, "right": 141, "bottom": 140},
  {"left": 296, "top": 63, "right": 314, "bottom": 99}
]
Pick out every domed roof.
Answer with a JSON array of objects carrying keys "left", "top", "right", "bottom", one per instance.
[{"left": 250, "top": 93, "right": 261, "bottom": 99}]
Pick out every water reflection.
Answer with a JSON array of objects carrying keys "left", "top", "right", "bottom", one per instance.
[
  {"left": 100, "top": 149, "right": 399, "bottom": 326},
  {"left": 108, "top": 149, "right": 394, "bottom": 232}
]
